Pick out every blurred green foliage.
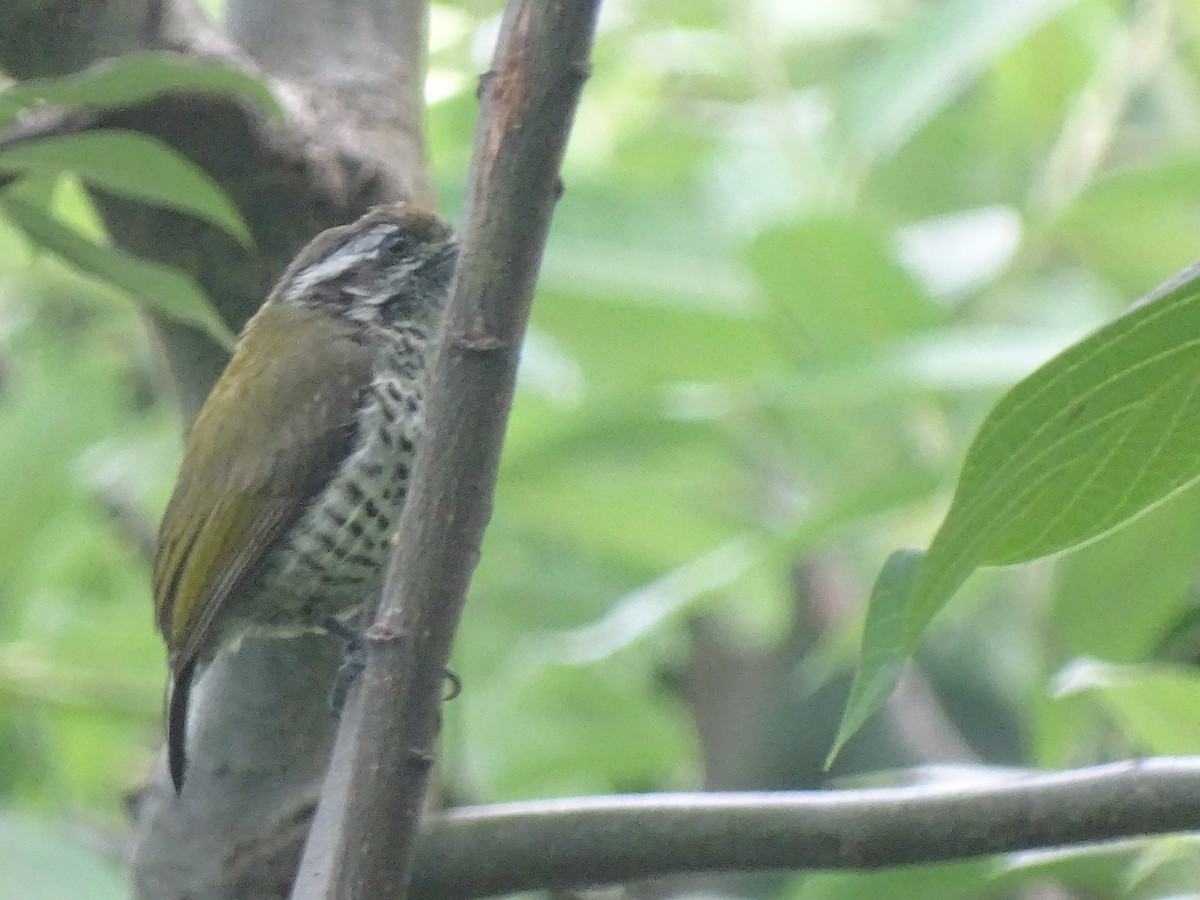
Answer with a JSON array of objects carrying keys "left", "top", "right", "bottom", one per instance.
[{"left": 7, "top": 0, "right": 1200, "bottom": 896}]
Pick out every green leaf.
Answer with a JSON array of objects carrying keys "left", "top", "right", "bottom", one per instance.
[
  {"left": 0, "top": 132, "right": 251, "bottom": 245},
  {"left": 0, "top": 52, "right": 279, "bottom": 125},
  {"left": 1, "top": 195, "right": 236, "bottom": 347},
  {"left": 0, "top": 811, "right": 127, "bottom": 900},
  {"left": 912, "top": 262, "right": 1200, "bottom": 628},
  {"left": 467, "top": 658, "right": 695, "bottom": 799},
  {"left": 842, "top": 0, "right": 1079, "bottom": 163},
  {"left": 537, "top": 537, "right": 761, "bottom": 664},
  {"left": 745, "top": 218, "right": 943, "bottom": 357},
  {"left": 1050, "top": 481, "right": 1200, "bottom": 665},
  {"left": 1053, "top": 659, "right": 1200, "bottom": 755},
  {"left": 1057, "top": 158, "right": 1200, "bottom": 296},
  {"left": 835, "top": 261, "right": 1200, "bottom": 756},
  {"left": 826, "top": 547, "right": 922, "bottom": 766},
  {"left": 529, "top": 286, "right": 779, "bottom": 390},
  {"left": 795, "top": 859, "right": 997, "bottom": 900}
]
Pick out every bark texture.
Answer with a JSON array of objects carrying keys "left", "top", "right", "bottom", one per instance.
[{"left": 0, "top": 1, "right": 431, "bottom": 896}]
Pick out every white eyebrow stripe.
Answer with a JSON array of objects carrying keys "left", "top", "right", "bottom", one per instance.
[{"left": 284, "top": 226, "right": 393, "bottom": 301}]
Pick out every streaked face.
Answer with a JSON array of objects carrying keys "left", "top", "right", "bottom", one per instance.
[{"left": 273, "top": 209, "right": 458, "bottom": 328}]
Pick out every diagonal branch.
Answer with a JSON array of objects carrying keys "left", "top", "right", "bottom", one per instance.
[{"left": 292, "top": 1, "right": 603, "bottom": 897}]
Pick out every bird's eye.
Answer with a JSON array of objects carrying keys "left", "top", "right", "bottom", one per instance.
[{"left": 379, "top": 229, "right": 411, "bottom": 256}]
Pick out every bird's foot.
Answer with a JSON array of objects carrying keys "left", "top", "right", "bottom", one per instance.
[
  {"left": 323, "top": 618, "right": 463, "bottom": 710},
  {"left": 324, "top": 617, "right": 365, "bottom": 714}
]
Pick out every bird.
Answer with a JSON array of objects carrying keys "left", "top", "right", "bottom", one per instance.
[{"left": 152, "top": 203, "right": 457, "bottom": 792}]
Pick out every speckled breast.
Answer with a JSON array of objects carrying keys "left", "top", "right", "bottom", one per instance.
[{"left": 231, "top": 336, "right": 426, "bottom": 636}]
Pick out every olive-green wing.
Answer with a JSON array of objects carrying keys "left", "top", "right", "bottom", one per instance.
[{"left": 153, "top": 305, "right": 373, "bottom": 673}]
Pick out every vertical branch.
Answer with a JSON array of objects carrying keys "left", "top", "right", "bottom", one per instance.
[{"left": 292, "top": 1, "right": 603, "bottom": 897}]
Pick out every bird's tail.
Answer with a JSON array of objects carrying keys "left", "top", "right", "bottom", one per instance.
[{"left": 167, "top": 658, "right": 196, "bottom": 794}]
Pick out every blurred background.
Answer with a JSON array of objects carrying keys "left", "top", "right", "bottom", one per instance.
[{"left": 7, "top": 0, "right": 1200, "bottom": 896}]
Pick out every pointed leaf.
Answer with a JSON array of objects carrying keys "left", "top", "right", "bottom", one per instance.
[
  {"left": 539, "top": 538, "right": 760, "bottom": 664},
  {"left": 842, "top": 0, "right": 1079, "bottom": 163},
  {"left": 0, "top": 52, "right": 279, "bottom": 125},
  {"left": 745, "top": 217, "right": 943, "bottom": 357},
  {"left": 1054, "top": 659, "right": 1200, "bottom": 755},
  {"left": 827, "top": 547, "right": 922, "bottom": 766},
  {"left": 1, "top": 195, "right": 235, "bottom": 347},
  {"left": 909, "top": 262, "right": 1200, "bottom": 642},
  {"left": 0, "top": 131, "right": 251, "bottom": 245},
  {"left": 835, "top": 261, "right": 1200, "bottom": 755}
]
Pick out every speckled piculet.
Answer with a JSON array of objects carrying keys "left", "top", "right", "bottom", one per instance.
[{"left": 153, "top": 204, "right": 457, "bottom": 792}]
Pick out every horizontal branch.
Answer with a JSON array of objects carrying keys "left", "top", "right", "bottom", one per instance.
[{"left": 410, "top": 757, "right": 1200, "bottom": 898}]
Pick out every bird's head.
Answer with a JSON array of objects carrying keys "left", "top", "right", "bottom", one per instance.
[{"left": 270, "top": 204, "right": 458, "bottom": 330}]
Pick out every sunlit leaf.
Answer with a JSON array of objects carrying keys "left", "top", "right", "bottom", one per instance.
[
  {"left": 916, "top": 263, "right": 1200, "bottom": 604},
  {"left": 795, "top": 858, "right": 994, "bottom": 900},
  {"left": 1051, "top": 481, "right": 1200, "bottom": 665},
  {"left": 0, "top": 132, "right": 250, "bottom": 245},
  {"left": 745, "top": 217, "right": 943, "bottom": 357},
  {"left": 827, "top": 548, "right": 922, "bottom": 765},
  {"left": 539, "top": 537, "right": 761, "bottom": 664},
  {"left": 530, "top": 286, "right": 776, "bottom": 390},
  {"left": 0, "top": 812, "right": 126, "bottom": 900},
  {"left": 836, "top": 262, "right": 1200, "bottom": 755},
  {"left": 0, "top": 52, "right": 279, "bottom": 125},
  {"left": 1, "top": 195, "right": 235, "bottom": 347},
  {"left": 753, "top": 325, "right": 1088, "bottom": 408},
  {"left": 1057, "top": 158, "right": 1200, "bottom": 296},
  {"left": 842, "top": 0, "right": 1080, "bottom": 163},
  {"left": 466, "top": 658, "right": 695, "bottom": 800},
  {"left": 1053, "top": 659, "right": 1200, "bottom": 755}
]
